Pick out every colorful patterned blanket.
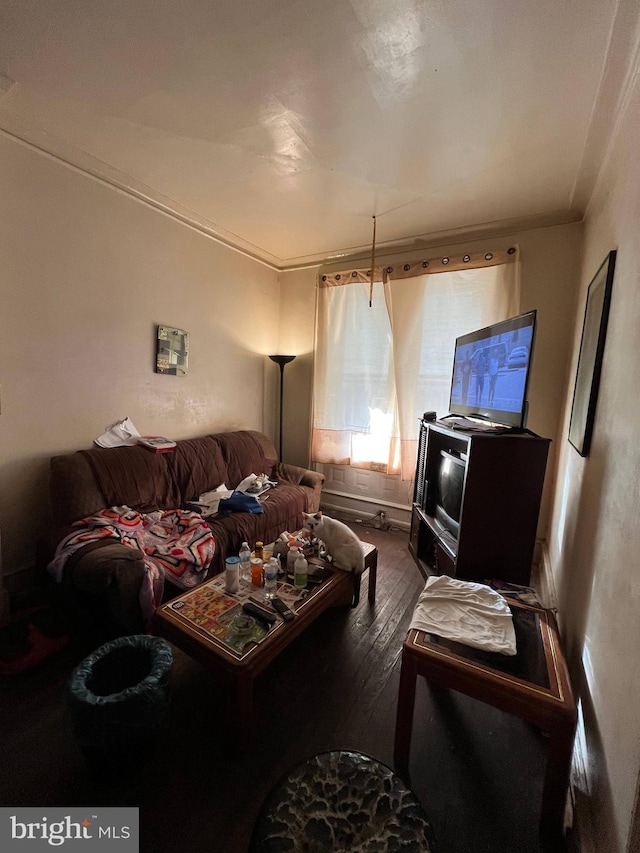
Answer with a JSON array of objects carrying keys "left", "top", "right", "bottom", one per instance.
[{"left": 48, "top": 506, "right": 215, "bottom": 624}]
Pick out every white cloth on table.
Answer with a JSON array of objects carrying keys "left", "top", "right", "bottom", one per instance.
[{"left": 409, "top": 575, "right": 517, "bottom": 655}]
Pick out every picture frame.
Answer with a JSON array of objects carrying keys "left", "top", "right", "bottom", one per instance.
[
  {"left": 568, "top": 250, "right": 616, "bottom": 457},
  {"left": 156, "top": 325, "right": 189, "bottom": 375}
]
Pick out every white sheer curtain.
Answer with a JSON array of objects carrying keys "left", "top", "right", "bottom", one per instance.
[
  {"left": 312, "top": 275, "right": 399, "bottom": 472},
  {"left": 388, "top": 263, "right": 520, "bottom": 479},
  {"left": 312, "top": 252, "right": 520, "bottom": 480}
]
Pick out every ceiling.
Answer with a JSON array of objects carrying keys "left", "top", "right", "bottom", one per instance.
[{"left": 0, "top": 0, "right": 629, "bottom": 269}]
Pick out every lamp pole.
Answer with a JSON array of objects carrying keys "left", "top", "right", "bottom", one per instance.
[{"left": 269, "top": 355, "right": 296, "bottom": 460}]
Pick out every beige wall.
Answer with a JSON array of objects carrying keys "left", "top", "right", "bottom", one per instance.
[
  {"left": 281, "top": 222, "right": 584, "bottom": 536},
  {"left": 547, "top": 65, "right": 640, "bottom": 851},
  {"left": 0, "top": 134, "right": 281, "bottom": 577}
]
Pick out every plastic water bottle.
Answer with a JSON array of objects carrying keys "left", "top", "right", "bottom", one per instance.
[
  {"left": 294, "top": 552, "right": 308, "bottom": 590},
  {"left": 264, "top": 558, "right": 279, "bottom": 599},
  {"left": 239, "top": 541, "right": 251, "bottom": 583}
]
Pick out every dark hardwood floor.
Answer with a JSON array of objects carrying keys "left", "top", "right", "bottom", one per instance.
[{"left": 0, "top": 524, "right": 551, "bottom": 852}]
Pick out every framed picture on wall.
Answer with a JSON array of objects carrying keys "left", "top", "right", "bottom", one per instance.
[
  {"left": 568, "top": 250, "right": 616, "bottom": 457},
  {"left": 156, "top": 325, "right": 189, "bottom": 375}
]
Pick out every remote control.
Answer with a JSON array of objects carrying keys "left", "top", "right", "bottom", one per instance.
[
  {"left": 242, "top": 601, "right": 277, "bottom": 624},
  {"left": 249, "top": 595, "right": 276, "bottom": 611},
  {"left": 271, "top": 597, "right": 295, "bottom": 621}
]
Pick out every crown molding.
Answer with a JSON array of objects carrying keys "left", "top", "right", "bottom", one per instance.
[
  {"left": 571, "top": 0, "right": 640, "bottom": 214},
  {"left": 1, "top": 111, "right": 581, "bottom": 274},
  {"left": 0, "top": 115, "right": 283, "bottom": 270}
]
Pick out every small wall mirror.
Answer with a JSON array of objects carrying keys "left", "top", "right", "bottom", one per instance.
[{"left": 156, "top": 325, "right": 189, "bottom": 375}]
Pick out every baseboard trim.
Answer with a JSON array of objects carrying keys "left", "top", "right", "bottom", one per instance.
[
  {"left": 533, "top": 540, "right": 559, "bottom": 610},
  {"left": 539, "top": 541, "right": 593, "bottom": 853},
  {"left": 321, "top": 488, "right": 412, "bottom": 513},
  {"left": 320, "top": 491, "right": 411, "bottom": 531}
]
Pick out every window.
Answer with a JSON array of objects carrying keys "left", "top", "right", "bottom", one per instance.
[{"left": 312, "top": 252, "right": 519, "bottom": 480}]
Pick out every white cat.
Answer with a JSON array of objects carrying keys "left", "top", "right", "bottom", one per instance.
[{"left": 302, "top": 511, "right": 365, "bottom": 575}]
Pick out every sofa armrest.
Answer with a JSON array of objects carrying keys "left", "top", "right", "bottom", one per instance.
[
  {"left": 276, "top": 462, "right": 325, "bottom": 490},
  {"left": 60, "top": 542, "right": 147, "bottom": 640},
  {"left": 276, "top": 462, "right": 325, "bottom": 512},
  {"left": 64, "top": 542, "right": 146, "bottom": 597}
]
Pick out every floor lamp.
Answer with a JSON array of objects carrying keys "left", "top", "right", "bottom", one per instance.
[{"left": 269, "top": 354, "right": 296, "bottom": 460}]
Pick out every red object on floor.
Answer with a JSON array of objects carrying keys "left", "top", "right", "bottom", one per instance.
[{"left": 0, "top": 608, "right": 69, "bottom": 676}]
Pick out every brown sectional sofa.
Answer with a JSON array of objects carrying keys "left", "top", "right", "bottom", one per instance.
[{"left": 45, "top": 430, "right": 324, "bottom": 642}]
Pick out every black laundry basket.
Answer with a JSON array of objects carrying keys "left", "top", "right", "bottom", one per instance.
[{"left": 67, "top": 634, "right": 173, "bottom": 778}]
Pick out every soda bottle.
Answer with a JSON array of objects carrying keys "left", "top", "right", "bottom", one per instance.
[
  {"left": 286, "top": 546, "right": 300, "bottom": 581},
  {"left": 294, "top": 552, "right": 308, "bottom": 590},
  {"left": 264, "top": 557, "right": 279, "bottom": 599}
]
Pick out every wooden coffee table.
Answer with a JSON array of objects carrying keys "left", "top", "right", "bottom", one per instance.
[
  {"left": 355, "top": 540, "right": 378, "bottom": 606},
  {"left": 151, "top": 564, "right": 354, "bottom": 750}
]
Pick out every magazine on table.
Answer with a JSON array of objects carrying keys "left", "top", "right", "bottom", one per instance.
[
  {"left": 167, "top": 574, "right": 304, "bottom": 657},
  {"left": 138, "top": 436, "right": 177, "bottom": 452}
]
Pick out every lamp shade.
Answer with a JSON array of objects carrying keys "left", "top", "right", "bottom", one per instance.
[{"left": 269, "top": 355, "right": 296, "bottom": 367}]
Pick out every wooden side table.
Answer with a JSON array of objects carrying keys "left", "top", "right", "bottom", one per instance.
[{"left": 393, "top": 600, "right": 576, "bottom": 849}]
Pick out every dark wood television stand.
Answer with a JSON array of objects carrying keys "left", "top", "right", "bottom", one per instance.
[{"left": 409, "top": 419, "right": 551, "bottom": 586}]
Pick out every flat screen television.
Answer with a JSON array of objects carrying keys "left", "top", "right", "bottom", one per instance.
[
  {"left": 434, "top": 449, "right": 465, "bottom": 537},
  {"left": 448, "top": 310, "right": 537, "bottom": 429}
]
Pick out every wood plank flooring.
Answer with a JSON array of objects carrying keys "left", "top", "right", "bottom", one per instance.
[{"left": 0, "top": 524, "right": 554, "bottom": 852}]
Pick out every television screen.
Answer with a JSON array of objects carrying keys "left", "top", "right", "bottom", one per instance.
[
  {"left": 434, "top": 450, "right": 465, "bottom": 537},
  {"left": 448, "top": 310, "right": 537, "bottom": 429}
]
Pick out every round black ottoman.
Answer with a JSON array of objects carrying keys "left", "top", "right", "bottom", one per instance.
[
  {"left": 250, "top": 750, "right": 435, "bottom": 852},
  {"left": 67, "top": 634, "right": 173, "bottom": 778}
]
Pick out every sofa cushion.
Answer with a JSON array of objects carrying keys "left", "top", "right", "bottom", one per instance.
[
  {"left": 168, "top": 436, "right": 227, "bottom": 501},
  {"left": 50, "top": 454, "right": 108, "bottom": 527},
  {"left": 79, "top": 446, "right": 180, "bottom": 512},
  {"left": 206, "top": 482, "right": 311, "bottom": 575},
  {"left": 214, "top": 431, "right": 278, "bottom": 489}
]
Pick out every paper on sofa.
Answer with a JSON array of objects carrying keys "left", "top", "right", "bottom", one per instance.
[{"left": 94, "top": 417, "right": 142, "bottom": 448}]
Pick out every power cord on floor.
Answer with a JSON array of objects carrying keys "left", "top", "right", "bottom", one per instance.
[
  {"left": 329, "top": 509, "right": 402, "bottom": 534},
  {"left": 358, "top": 511, "right": 392, "bottom": 531}
]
